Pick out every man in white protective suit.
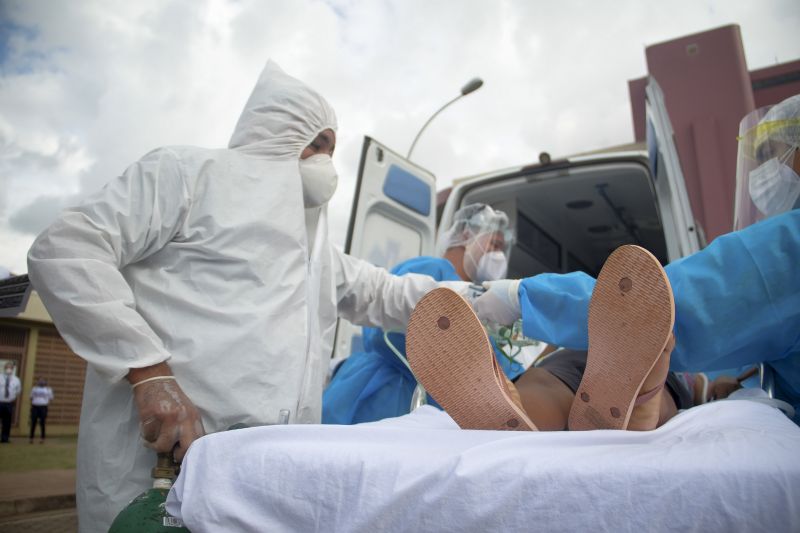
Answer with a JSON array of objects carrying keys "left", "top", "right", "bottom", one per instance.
[{"left": 27, "top": 60, "right": 465, "bottom": 532}]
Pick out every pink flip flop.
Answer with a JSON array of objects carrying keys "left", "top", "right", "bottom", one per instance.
[
  {"left": 406, "top": 288, "right": 536, "bottom": 431},
  {"left": 568, "top": 245, "right": 675, "bottom": 431}
]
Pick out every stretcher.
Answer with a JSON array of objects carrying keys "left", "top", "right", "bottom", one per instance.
[{"left": 167, "top": 391, "right": 800, "bottom": 532}]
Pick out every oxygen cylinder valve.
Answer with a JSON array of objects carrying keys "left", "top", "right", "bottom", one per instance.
[{"left": 151, "top": 452, "right": 179, "bottom": 488}]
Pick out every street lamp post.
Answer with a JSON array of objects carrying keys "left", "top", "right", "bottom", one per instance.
[{"left": 407, "top": 77, "right": 484, "bottom": 159}]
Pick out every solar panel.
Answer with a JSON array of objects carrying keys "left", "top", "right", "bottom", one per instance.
[{"left": 0, "top": 274, "right": 33, "bottom": 317}]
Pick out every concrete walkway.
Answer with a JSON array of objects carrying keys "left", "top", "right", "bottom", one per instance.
[
  {"left": 0, "top": 507, "right": 77, "bottom": 533},
  {"left": 0, "top": 469, "right": 76, "bottom": 518}
]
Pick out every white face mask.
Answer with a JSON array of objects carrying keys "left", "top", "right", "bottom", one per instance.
[
  {"left": 474, "top": 251, "right": 508, "bottom": 284},
  {"left": 299, "top": 154, "right": 338, "bottom": 208},
  {"left": 749, "top": 147, "right": 800, "bottom": 218}
]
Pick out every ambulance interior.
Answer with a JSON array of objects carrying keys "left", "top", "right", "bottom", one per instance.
[{"left": 455, "top": 160, "right": 669, "bottom": 279}]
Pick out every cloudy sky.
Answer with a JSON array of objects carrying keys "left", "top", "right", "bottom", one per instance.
[{"left": 0, "top": 0, "right": 798, "bottom": 275}]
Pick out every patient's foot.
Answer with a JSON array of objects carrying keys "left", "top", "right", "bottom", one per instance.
[
  {"left": 627, "top": 333, "right": 675, "bottom": 430},
  {"left": 406, "top": 288, "right": 537, "bottom": 431},
  {"left": 568, "top": 245, "right": 675, "bottom": 431}
]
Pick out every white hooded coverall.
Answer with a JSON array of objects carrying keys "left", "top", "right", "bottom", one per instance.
[{"left": 28, "top": 61, "right": 449, "bottom": 532}]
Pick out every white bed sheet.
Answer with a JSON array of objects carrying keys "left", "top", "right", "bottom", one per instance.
[{"left": 167, "top": 395, "right": 800, "bottom": 532}]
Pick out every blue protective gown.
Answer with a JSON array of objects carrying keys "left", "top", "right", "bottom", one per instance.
[
  {"left": 323, "top": 256, "right": 526, "bottom": 425},
  {"left": 519, "top": 209, "right": 800, "bottom": 421}
]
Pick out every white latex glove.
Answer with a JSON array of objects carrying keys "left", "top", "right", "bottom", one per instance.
[
  {"left": 473, "top": 279, "right": 522, "bottom": 326},
  {"left": 437, "top": 280, "right": 473, "bottom": 300},
  {"left": 133, "top": 378, "right": 206, "bottom": 462}
]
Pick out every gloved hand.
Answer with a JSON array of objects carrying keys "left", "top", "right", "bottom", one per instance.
[
  {"left": 473, "top": 279, "right": 522, "bottom": 326},
  {"left": 132, "top": 377, "right": 205, "bottom": 462},
  {"left": 438, "top": 280, "right": 472, "bottom": 299}
]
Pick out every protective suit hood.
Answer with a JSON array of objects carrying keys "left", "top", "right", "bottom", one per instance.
[{"left": 228, "top": 60, "right": 338, "bottom": 159}]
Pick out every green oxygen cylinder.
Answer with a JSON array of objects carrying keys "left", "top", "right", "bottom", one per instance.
[{"left": 108, "top": 451, "right": 190, "bottom": 532}]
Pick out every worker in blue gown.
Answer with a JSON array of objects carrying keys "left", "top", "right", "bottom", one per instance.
[
  {"left": 323, "top": 204, "right": 524, "bottom": 424},
  {"left": 474, "top": 93, "right": 800, "bottom": 423}
]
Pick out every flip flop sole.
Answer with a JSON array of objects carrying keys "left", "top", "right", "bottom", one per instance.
[
  {"left": 568, "top": 245, "right": 675, "bottom": 431},
  {"left": 406, "top": 288, "right": 536, "bottom": 431}
]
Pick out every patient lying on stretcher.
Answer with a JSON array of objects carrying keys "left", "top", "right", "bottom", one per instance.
[{"left": 406, "top": 244, "right": 745, "bottom": 432}]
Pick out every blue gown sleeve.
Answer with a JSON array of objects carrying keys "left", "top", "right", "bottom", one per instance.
[
  {"left": 519, "top": 272, "right": 595, "bottom": 350},
  {"left": 667, "top": 209, "right": 800, "bottom": 372},
  {"left": 519, "top": 209, "right": 800, "bottom": 373},
  {"left": 322, "top": 256, "right": 458, "bottom": 424}
]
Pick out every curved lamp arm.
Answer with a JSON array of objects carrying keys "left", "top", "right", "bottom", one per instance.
[{"left": 407, "top": 78, "right": 483, "bottom": 160}]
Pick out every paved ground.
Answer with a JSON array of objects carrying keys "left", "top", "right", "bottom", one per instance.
[
  {"left": 0, "top": 508, "right": 77, "bottom": 533},
  {"left": 0, "top": 468, "right": 76, "bottom": 501},
  {"left": 0, "top": 446, "right": 77, "bottom": 530}
]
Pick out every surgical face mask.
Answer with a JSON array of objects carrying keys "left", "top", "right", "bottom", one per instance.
[
  {"left": 299, "top": 154, "right": 338, "bottom": 208},
  {"left": 475, "top": 251, "right": 508, "bottom": 283},
  {"left": 4, "top": 368, "right": 12, "bottom": 375},
  {"left": 462, "top": 232, "right": 509, "bottom": 283},
  {"left": 749, "top": 147, "right": 800, "bottom": 218}
]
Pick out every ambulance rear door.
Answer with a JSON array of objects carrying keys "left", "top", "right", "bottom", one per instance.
[
  {"left": 330, "top": 136, "right": 437, "bottom": 363},
  {"left": 645, "top": 77, "right": 703, "bottom": 260}
]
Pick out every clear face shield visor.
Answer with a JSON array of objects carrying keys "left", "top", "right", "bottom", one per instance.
[
  {"left": 437, "top": 204, "right": 515, "bottom": 283},
  {"left": 733, "top": 106, "right": 800, "bottom": 231},
  {"left": 461, "top": 228, "right": 515, "bottom": 283}
]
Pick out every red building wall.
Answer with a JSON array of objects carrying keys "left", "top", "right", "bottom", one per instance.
[
  {"left": 751, "top": 60, "right": 800, "bottom": 109},
  {"left": 627, "top": 26, "right": 799, "bottom": 241}
]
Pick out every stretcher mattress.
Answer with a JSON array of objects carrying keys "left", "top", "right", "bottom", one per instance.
[{"left": 167, "top": 394, "right": 800, "bottom": 532}]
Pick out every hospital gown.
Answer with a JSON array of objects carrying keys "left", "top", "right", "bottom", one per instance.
[
  {"left": 518, "top": 209, "right": 800, "bottom": 422},
  {"left": 323, "top": 256, "right": 525, "bottom": 424}
]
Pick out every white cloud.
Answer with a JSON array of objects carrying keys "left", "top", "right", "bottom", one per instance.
[{"left": 0, "top": 0, "right": 798, "bottom": 273}]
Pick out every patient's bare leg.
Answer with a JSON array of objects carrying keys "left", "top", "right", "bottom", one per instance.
[
  {"left": 512, "top": 341, "right": 679, "bottom": 431},
  {"left": 514, "top": 368, "right": 574, "bottom": 430}
]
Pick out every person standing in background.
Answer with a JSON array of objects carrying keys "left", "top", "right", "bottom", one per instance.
[
  {"left": 30, "top": 378, "right": 54, "bottom": 444},
  {"left": 1, "top": 361, "right": 22, "bottom": 443}
]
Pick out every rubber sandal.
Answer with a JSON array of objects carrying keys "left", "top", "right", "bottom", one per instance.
[
  {"left": 568, "top": 245, "right": 675, "bottom": 431},
  {"left": 406, "top": 288, "right": 537, "bottom": 431},
  {"left": 693, "top": 372, "right": 710, "bottom": 405}
]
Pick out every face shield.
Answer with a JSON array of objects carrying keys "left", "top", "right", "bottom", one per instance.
[
  {"left": 734, "top": 95, "right": 800, "bottom": 231},
  {"left": 437, "top": 204, "right": 515, "bottom": 283}
]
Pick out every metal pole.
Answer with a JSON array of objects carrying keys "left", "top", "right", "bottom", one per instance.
[
  {"left": 406, "top": 77, "right": 483, "bottom": 160},
  {"left": 407, "top": 93, "right": 463, "bottom": 159}
]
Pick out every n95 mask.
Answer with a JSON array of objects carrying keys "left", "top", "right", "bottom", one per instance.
[
  {"left": 475, "top": 251, "right": 508, "bottom": 283},
  {"left": 749, "top": 147, "right": 800, "bottom": 218},
  {"left": 299, "top": 154, "right": 338, "bottom": 208}
]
